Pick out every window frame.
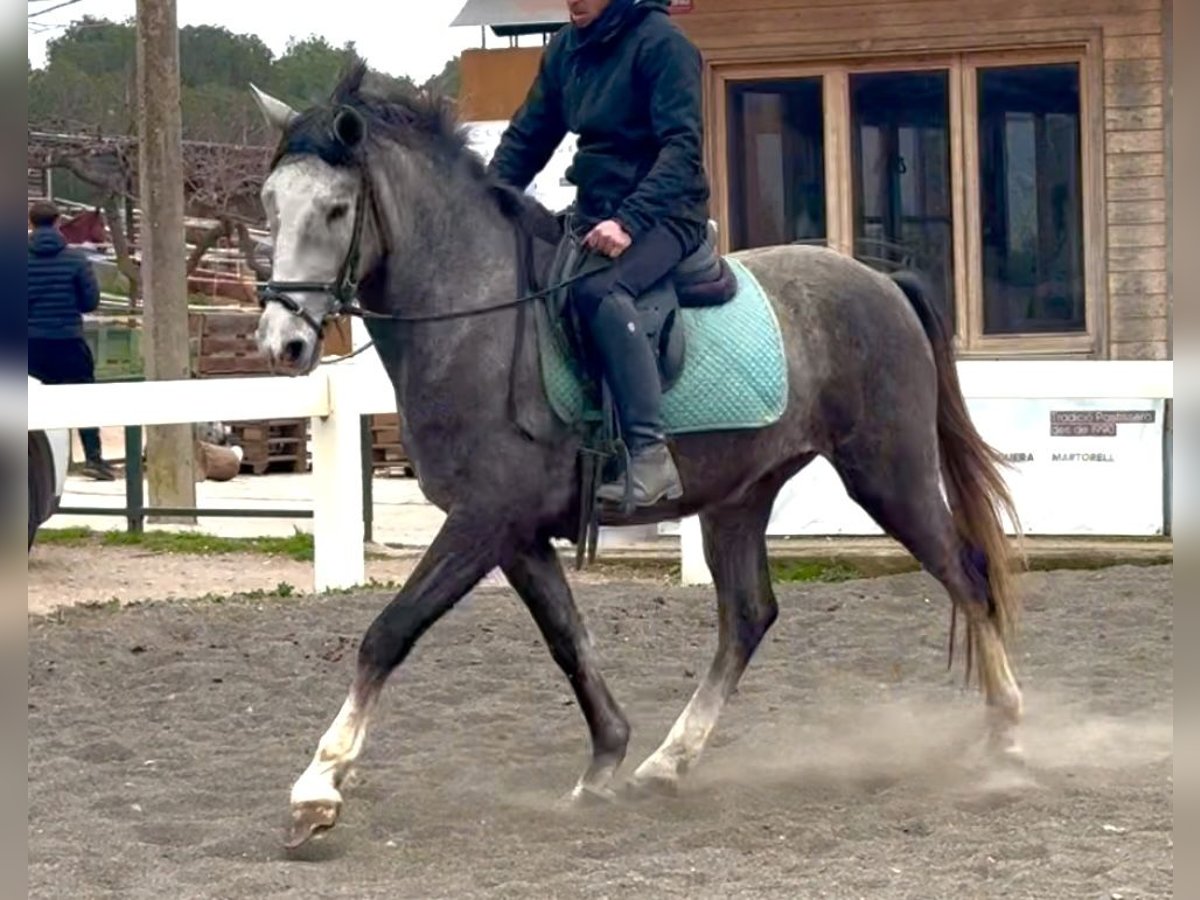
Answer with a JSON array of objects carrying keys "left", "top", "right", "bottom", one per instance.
[{"left": 707, "top": 40, "right": 1106, "bottom": 358}]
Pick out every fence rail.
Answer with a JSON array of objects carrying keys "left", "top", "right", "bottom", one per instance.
[{"left": 28, "top": 359, "right": 1174, "bottom": 592}]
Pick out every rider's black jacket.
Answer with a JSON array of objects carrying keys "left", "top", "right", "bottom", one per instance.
[{"left": 487, "top": 0, "right": 711, "bottom": 249}]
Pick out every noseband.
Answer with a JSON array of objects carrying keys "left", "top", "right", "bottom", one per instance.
[{"left": 256, "top": 168, "right": 372, "bottom": 338}]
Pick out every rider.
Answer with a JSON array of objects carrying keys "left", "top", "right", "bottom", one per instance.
[{"left": 487, "top": 0, "right": 712, "bottom": 507}]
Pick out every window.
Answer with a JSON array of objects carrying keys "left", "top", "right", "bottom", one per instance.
[
  {"left": 977, "top": 64, "right": 1085, "bottom": 334},
  {"left": 726, "top": 78, "right": 825, "bottom": 251},
  {"left": 718, "top": 50, "right": 1096, "bottom": 355},
  {"left": 851, "top": 71, "right": 955, "bottom": 326}
]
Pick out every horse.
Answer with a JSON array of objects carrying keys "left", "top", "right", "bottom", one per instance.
[{"left": 249, "top": 61, "right": 1025, "bottom": 850}]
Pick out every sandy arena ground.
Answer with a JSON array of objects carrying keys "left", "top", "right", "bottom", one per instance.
[{"left": 28, "top": 564, "right": 1171, "bottom": 899}]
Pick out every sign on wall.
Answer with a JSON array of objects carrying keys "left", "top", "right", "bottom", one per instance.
[{"left": 660, "top": 397, "right": 1167, "bottom": 538}]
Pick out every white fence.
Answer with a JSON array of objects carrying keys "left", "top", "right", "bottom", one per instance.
[{"left": 28, "top": 354, "right": 1173, "bottom": 593}]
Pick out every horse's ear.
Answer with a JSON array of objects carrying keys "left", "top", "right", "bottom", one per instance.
[
  {"left": 332, "top": 106, "right": 366, "bottom": 151},
  {"left": 249, "top": 83, "right": 298, "bottom": 133}
]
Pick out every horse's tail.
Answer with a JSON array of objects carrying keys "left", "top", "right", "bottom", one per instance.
[{"left": 890, "top": 270, "right": 1024, "bottom": 670}]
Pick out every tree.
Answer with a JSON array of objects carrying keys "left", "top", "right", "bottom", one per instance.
[
  {"left": 30, "top": 19, "right": 463, "bottom": 145},
  {"left": 268, "top": 35, "right": 362, "bottom": 107},
  {"left": 422, "top": 55, "right": 461, "bottom": 100},
  {"left": 44, "top": 15, "right": 137, "bottom": 76},
  {"left": 180, "top": 83, "right": 271, "bottom": 144},
  {"left": 178, "top": 25, "right": 273, "bottom": 91},
  {"left": 29, "top": 18, "right": 462, "bottom": 294},
  {"left": 28, "top": 60, "right": 133, "bottom": 135}
]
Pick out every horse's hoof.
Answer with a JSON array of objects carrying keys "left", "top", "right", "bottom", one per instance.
[
  {"left": 987, "top": 729, "right": 1026, "bottom": 766},
  {"left": 284, "top": 799, "right": 341, "bottom": 850},
  {"left": 622, "top": 770, "right": 679, "bottom": 800},
  {"left": 570, "top": 782, "right": 617, "bottom": 807}
]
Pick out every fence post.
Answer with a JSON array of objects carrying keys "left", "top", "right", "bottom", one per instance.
[
  {"left": 311, "top": 368, "right": 364, "bottom": 592},
  {"left": 125, "top": 425, "right": 145, "bottom": 534},
  {"left": 360, "top": 415, "right": 374, "bottom": 545},
  {"left": 679, "top": 514, "right": 712, "bottom": 585}
]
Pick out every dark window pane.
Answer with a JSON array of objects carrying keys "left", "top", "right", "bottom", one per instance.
[
  {"left": 726, "top": 78, "right": 826, "bottom": 251},
  {"left": 978, "top": 64, "right": 1085, "bottom": 334},
  {"left": 851, "top": 70, "right": 955, "bottom": 327}
]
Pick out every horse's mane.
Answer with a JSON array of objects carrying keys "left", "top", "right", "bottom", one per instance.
[{"left": 270, "top": 58, "right": 561, "bottom": 239}]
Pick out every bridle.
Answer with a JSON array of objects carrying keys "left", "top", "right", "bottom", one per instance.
[{"left": 256, "top": 167, "right": 372, "bottom": 339}]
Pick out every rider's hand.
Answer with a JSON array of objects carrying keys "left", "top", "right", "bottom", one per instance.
[{"left": 584, "top": 219, "right": 632, "bottom": 258}]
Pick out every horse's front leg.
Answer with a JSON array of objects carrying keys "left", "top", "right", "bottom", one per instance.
[
  {"left": 502, "top": 540, "right": 630, "bottom": 801},
  {"left": 286, "top": 512, "right": 502, "bottom": 849}
]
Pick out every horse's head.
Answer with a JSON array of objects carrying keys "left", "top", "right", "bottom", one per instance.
[
  {"left": 250, "top": 82, "right": 375, "bottom": 375},
  {"left": 250, "top": 60, "right": 564, "bottom": 376}
]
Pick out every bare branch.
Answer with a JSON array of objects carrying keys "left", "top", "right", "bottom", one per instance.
[
  {"left": 236, "top": 221, "right": 271, "bottom": 282},
  {"left": 30, "top": 130, "right": 271, "bottom": 225},
  {"left": 102, "top": 193, "right": 141, "bottom": 307},
  {"left": 186, "top": 220, "right": 230, "bottom": 275}
]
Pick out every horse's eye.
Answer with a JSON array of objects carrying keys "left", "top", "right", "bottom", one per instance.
[{"left": 327, "top": 203, "right": 350, "bottom": 223}]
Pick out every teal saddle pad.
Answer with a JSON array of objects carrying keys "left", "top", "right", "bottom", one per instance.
[{"left": 536, "top": 255, "right": 789, "bottom": 434}]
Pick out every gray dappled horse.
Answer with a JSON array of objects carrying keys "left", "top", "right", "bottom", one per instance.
[{"left": 251, "top": 63, "right": 1025, "bottom": 850}]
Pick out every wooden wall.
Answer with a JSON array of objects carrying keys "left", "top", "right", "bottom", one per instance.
[
  {"left": 458, "top": 48, "right": 544, "bottom": 121},
  {"left": 672, "top": 0, "right": 1170, "bottom": 359},
  {"left": 455, "top": 3, "right": 1171, "bottom": 359}
]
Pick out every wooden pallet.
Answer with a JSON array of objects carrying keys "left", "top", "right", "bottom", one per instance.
[
  {"left": 229, "top": 418, "right": 309, "bottom": 475},
  {"left": 368, "top": 413, "right": 413, "bottom": 477},
  {"left": 190, "top": 310, "right": 272, "bottom": 377},
  {"left": 188, "top": 311, "right": 315, "bottom": 474},
  {"left": 188, "top": 311, "right": 354, "bottom": 376}
]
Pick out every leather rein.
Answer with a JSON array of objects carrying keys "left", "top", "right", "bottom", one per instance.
[{"left": 256, "top": 165, "right": 606, "bottom": 349}]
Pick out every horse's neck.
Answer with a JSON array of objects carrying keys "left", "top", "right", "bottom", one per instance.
[
  {"left": 368, "top": 192, "right": 526, "bottom": 417},
  {"left": 375, "top": 176, "right": 519, "bottom": 319}
]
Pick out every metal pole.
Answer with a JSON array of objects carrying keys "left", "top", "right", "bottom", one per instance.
[
  {"left": 125, "top": 425, "right": 145, "bottom": 534},
  {"left": 360, "top": 414, "right": 374, "bottom": 544},
  {"left": 1162, "top": 399, "right": 1172, "bottom": 537}
]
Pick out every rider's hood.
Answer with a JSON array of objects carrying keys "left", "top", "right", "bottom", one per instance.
[{"left": 570, "top": 0, "right": 669, "bottom": 52}]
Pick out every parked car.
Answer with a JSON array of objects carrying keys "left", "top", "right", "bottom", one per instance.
[{"left": 28, "top": 376, "right": 70, "bottom": 550}]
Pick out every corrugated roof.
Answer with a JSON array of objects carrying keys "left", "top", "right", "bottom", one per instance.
[{"left": 450, "top": 0, "right": 568, "bottom": 28}]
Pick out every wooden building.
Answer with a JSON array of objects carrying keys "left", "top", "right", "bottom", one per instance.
[{"left": 452, "top": 0, "right": 1172, "bottom": 361}]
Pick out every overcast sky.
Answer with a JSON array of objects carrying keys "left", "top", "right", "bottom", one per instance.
[{"left": 27, "top": 0, "right": 490, "bottom": 82}]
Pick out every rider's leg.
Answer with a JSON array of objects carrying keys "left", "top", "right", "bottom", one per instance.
[{"left": 573, "top": 225, "right": 692, "bottom": 506}]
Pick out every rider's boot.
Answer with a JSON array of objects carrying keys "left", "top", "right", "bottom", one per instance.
[{"left": 587, "top": 288, "right": 683, "bottom": 507}]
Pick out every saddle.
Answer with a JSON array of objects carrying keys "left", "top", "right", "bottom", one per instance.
[
  {"left": 542, "top": 222, "right": 739, "bottom": 398},
  {"left": 535, "top": 220, "right": 739, "bottom": 567}
]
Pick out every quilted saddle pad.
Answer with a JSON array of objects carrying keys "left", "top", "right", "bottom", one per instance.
[{"left": 536, "top": 255, "right": 789, "bottom": 434}]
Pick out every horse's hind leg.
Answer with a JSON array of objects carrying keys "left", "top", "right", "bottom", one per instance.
[
  {"left": 502, "top": 539, "right": 630, "bottom": 801},
  {"left": 831, "top": 429, "right": 1023, "bottom": 757},
  {"left": 626, "top": 474, "right": 783, "bottom": 795}
]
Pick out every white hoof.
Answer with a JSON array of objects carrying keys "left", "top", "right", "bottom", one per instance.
[
  {"left": 624, "top": 756, "right": 681, "bottom": 798},
  {"left": 285, "top": 797, "right": 342, "bottom": 849},
  {"left": 570, "top": 782, "right": 617, "bottom": 806}
]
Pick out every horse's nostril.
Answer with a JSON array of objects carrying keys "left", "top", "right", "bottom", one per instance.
[{"left": 283, "top": 339, "right": 306, "bottom": 364}]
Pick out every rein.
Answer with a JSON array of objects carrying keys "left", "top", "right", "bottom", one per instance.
[{"left": 257, "top": 163, "right": 609, "bottom": 353}]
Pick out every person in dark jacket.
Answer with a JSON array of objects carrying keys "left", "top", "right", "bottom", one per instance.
[
  {"left": 27, "top": 200, "right": 115, "bottom": 480},
  {"left": 488, "top": 0, "right": 711, "bottom": 507}
]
